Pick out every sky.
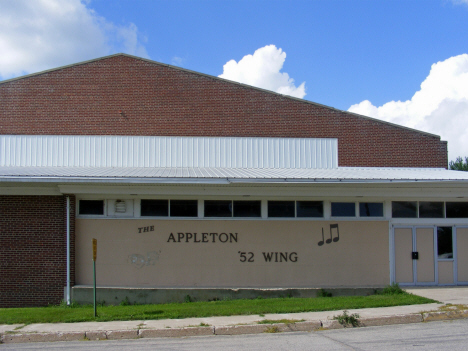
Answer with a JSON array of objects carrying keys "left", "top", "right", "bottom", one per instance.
[{"left": 1, "top": 0, "right": 468, "bottom": 163}]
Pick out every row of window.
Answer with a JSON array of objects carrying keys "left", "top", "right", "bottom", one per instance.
[
  {"left": 79, "top": 199, "right": 468, "bottom": 219},
  {"left": 392, "top": 201, "right": 468, "bottom": 218},
  {"left": 79, "top": 199, "right": 383, "bottom": 218}
]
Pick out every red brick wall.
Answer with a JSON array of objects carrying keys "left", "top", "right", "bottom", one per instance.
[
  {"left": 0, "top": 54, "right": 447, "bottom": 168},
  {"left": 0, "top": 195, "right": 75, "bottom": 307}
]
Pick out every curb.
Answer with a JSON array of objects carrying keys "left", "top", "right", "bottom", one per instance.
[{"left": 1, "top": 310, "right": 467, "bottom": 344}]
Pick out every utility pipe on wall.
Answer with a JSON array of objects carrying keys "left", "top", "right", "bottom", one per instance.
[{"left": 66, "top": 195, "right": 71, "bottom": 305}]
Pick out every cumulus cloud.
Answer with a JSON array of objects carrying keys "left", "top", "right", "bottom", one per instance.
[
  {"left": 219, "top": 45, "right": 306, "bottom": 99},
  {"left": 451, "top": 0, "right": 468, "bottom": 5},
  {"left": 171, "top": 56, "right": 185, "bottom": 67},
  {"left": 348, "top": 54, "right": 468, "bottom": 162},
  {"left": 0, "top": 0, "right": 148, "bottom": 79}
]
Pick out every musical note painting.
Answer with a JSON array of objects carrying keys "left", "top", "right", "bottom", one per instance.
[{"left": 317, "top": 223, "right": 340, "bottom": 246}]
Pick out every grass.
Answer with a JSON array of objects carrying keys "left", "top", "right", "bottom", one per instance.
[{"left": 0, "top": 293, "right": 435, "bottom": 325}]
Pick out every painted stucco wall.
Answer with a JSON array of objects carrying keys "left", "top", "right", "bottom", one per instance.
[{"left": 76, "top": 219, "right": 389, "bottom": 288}]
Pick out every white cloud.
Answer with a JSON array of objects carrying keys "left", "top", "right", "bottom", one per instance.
[
  {"left": 0, "top": 0, "right": 148, "bottom": 79},
  {"left": 219, "top": 45, "right": 306, "bottom": 99},
  {"left": 348, "top": 54, "right": 468, "bottom": 162},
  {"left": 171, "top": 56, "right": 185, "bottom": 67},
  {"left": 451, "top": 0, "right": 468, "bottom": 5}
]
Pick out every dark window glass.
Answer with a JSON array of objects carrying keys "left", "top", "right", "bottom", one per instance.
[
  {"left": 437, "top": 227, "right": 453, "bottom": 259},
  {"left": 359, "top": 203, "right": 383, "bottom": 217},
  {"left": 205, "top": 200, "right": 232, "bottom": 217},
  {"left": 419, "top": 202, "right": 444, "bottom": 218},
  {"left": 297, "top": 201, "right": 323, "bottom": 217},
  {"left": 446, "top": 202, "right": 468, "bottom": 218},
  {"left": 141, "top": 200, "right": 168, "bottom": 216},
  {"left": 79, "top": 200, "right": 104, "bottom": 215},
  {"left": 268, "top": 201, "right": 295, "bottom": 217},
  {"left": 331, "top": 202, "right": 355, "bottom": 217},
  {"left": 233, "top": 201, "right": 261, "bottom": 217},
  {"left": 170, "top": 200, "right": 198, "bottom": 217},
  {"left": 392, "top": 201, "right": 417, "bottom": 218}
]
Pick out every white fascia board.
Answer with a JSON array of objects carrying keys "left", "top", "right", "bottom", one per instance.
[{"left": 58, "top": 183, "right": 468, "bottom": 198}]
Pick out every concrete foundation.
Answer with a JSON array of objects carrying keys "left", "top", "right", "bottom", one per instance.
[{"left": 69, "top": 286, "right": 382, "bottom": 305}]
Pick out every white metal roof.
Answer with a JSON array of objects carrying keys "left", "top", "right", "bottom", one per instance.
[{"left": 1, "top": 166, "right": 468, "bottom": 184}]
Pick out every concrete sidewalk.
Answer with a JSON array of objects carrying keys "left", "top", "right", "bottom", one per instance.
[{"left": 1, "top": 287, "right": 467, "bottom": 344}]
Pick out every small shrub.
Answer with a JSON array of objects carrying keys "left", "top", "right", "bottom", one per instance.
[
  {"left": 379, "top": 283, "right": 405, "bottom": 295},
  {"left": 333, "top": 310, "right": 360, "bottom": 327},
  {"left": 120, "top": 297, "right": 131, "bottom": 306},
  {"left": 184, "top": 295, "right": 192, "bottom": 303},
  {"left": 317, "top": 289, "right": 332, "bottom": 298}
]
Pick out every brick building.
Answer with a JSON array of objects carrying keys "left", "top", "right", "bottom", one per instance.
[{"left": 1, "top": 54, "right": 467, "bottom": 307}]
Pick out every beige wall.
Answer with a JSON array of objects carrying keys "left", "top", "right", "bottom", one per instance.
[{"left": 76, "top": 219, "right": 390, "bottom": 288}]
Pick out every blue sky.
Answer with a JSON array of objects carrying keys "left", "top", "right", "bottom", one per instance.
[{"left": 1, "top": 0, "right": 468, "bottom": 161}]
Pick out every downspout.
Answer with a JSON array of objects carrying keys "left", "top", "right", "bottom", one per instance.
[{"left": 66, "top": 195, "right": 71, "bottom": 305}]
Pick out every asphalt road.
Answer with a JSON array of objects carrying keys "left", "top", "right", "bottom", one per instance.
[{"left": 3, "top": 319, "right": 468, "bottom": 351}]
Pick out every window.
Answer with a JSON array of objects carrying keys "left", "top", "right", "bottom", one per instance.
[
  {"left": 268, "top": 201, "right": 295, "bottom": 217},
  {"left": 419, "top": 202, "right": 444, "bottom": 218},
  {"left": 79, "top": 200, "right": 104, "bottom": 215},
  {"left": 392, "top": 201, "right": 417, "bottom": 218},
  {"left": 297, "top": 201, "right": 323, "bottom": 217},
  {"left": 359, "top": 202, "right": 383, "bottom": 217},
  {"left": 141, "top": 200, "right": 168, "bottom": 216},
  {"left": 331, "top": 202, "right": 355, "bottom": 217},
  {"left": 446, "top": 202, "right": 468, "bottom": 218},
  {"left": 205, "top": 200, "right": 232, "bottom": 217},
  {"left": 233, "top": 201, "right": 261, "bottom": 217},
  {"left": 437, "top": 227, "right": 453, "bottom": 259},
  {"left": 170, "top": 200, "right": 198, "bottom": 217}
]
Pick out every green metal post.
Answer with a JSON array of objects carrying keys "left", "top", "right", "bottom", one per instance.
[{"left": 93, "top": 260, "right": 96, "bottom": 317}]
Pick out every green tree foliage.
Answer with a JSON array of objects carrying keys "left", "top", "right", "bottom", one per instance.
[{"left": 449, "top": 156, "right": 468, "bottom": 171}]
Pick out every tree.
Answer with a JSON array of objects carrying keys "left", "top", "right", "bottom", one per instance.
[{"left": 449, "top": 156, "right": 468, "bottom": 171}]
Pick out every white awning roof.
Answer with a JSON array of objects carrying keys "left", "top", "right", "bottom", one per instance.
[{"left": 1, "top": 166, "right": 468, "bottom": 184}]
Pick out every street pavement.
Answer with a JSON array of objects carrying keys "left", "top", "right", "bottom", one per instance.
[{"left": 1, "top": 287, "right": 467, "bottom": 344}]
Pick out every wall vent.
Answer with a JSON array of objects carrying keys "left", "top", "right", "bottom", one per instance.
[{"left": 115, "top": 200, "right": 126, "bottom": 213}]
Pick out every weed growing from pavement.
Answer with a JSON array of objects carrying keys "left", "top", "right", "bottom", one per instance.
[
  {"left": 333, "top": 310, "right": 360, "bottom": 327},
  {"left": 264, "top": 326, "right": 280, "bottom": 333}
]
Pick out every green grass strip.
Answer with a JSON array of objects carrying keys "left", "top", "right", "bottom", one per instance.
[{"left": 0, "top": 293, "right": 435, "bottom": 325}]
